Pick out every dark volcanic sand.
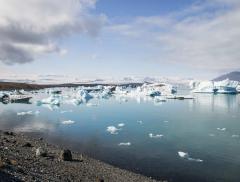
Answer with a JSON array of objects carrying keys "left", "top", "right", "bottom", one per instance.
[{"left": 0, "top": 131, "right": 164, "bottom": 182}]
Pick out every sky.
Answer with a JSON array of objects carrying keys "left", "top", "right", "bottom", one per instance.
[{"left": 0, "top": 0, "right": 240, "bottom": 81}]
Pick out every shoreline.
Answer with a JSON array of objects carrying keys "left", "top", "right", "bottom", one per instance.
[{"left": 0, "top": 130, "right": 163, "bottom": 182}]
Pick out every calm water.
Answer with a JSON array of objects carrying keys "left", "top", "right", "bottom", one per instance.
[{"left": 0, "top": 91, "right": 240, "bottom": 182}]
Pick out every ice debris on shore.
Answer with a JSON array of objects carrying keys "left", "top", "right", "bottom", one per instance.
[
  {"left": 178, "top": 151, "right": 203, "bottom": 162},
  {"left": 62, "top": 120, "right": 75, "bottom": 125},
  {"left": 118, "top": 142, "right": 131, "bottom": 146},
  {"left": 149, "top": 133, "right": 163, "bottom": 138}
]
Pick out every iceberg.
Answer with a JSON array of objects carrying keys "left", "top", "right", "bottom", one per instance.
[
  {"left": 191, "top": 79, "right": 239, "bottom": 94},
  {"left": 214, "top": 79, "right": 238, "bottom": 94},
  {"left": 38, "top": 96, "right": 60, "bottom": 105},
  {"left": 191, "top": 81, "right": 217, "bottom": 93}
]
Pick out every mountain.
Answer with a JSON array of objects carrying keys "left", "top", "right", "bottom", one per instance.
[{"left": 213, "top": 71, "right": 240, "bottom": 81}]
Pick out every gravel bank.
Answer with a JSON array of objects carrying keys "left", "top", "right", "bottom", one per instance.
[{"left": 0, "top": 130, "right": 164, "bottom": 182}]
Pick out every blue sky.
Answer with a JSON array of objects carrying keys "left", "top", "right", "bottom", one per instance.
[{"left": 0, "top": 0, "right": 239, "bottom": 81}]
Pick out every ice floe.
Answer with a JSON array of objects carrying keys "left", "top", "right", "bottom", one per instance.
[
  {"left": 118, "top": 123, "right": 125, "bottom": 127},
  {"left": 17, "top": 111, "right": 40, "bottom": 116},
  {"left": 118, "top": 142, "right": 131, "bottom": 146},
  {"left": 178, "top": 151, "right": 203, "bottom": 162},
  {"left": 106, "top": 126, "right": 120, "bottom": 134},
  {"left": 149, "top": 133, "right": 163, "bottom": 138},
  {"left": 61, "top": 120, "right": 75, "bottom": 125},
  {"left": 137, "top": 120, "right": 143, "bottom": 124},
  {"left": 232, "top": 135, "right": 239, "bottom": 138},
  {"left": 60, "top": 110, "right": 73, "bottom": 114},
  {"left": 217, "top": 128, "right": 226, "bottom": 131}
]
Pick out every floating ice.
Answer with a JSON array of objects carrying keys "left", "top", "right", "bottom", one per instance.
[
  {"left": 178, "top": 151, "right": 189, "bottom": 158},
  {"left": 232, "top": 135, "right": 239, "bottom": 138},
  {"left": 137, "top": 120, "right": 143, "bottom": 124},
  {"left": 38, "top": 96, "right": 60, "bottom": 105},
  {"left": 118, "top": 123, "right": 125, "bottom": 127},
  {"left": 209, "top": 134, "right": 215, "bottom": 137},
  {"left": 217, "top": 128, "right": 226, "bottom": 131},
  {"left": 163, "top": 120, "right": 169, "bottom": 123},
  {"left": 149, "top": 133, "right": 163, "bottom": 138},
  {"left": 178, "top": 151, "right": 203, "bottom": 162},
  {"left": 118, "top": 142, "right": 131, "bottom": 146},
  {"left": 35, "top": 111, "right": 40, "bottom": 115},
  {"left": 62, "top": 120, "right": 75, "bottom": 125},
  {"left": 106, "top": 126, "right": 119, "bottom": 134},
  {"left": 60, "top": 110, "right": 73, "bottom": 114},
  {"left": 17, "top": 111, "right": 33, "bottom": 116},
  {"left": 86, "top": 103, "right": 99, "bottom": 107}
]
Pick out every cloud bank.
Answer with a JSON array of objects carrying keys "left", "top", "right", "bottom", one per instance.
[
  {"left": 107, "top": 0, "right": 240, "bottom": 73},
  {"left": 0, "top": 0, "right": 105, "bottom": 65}
]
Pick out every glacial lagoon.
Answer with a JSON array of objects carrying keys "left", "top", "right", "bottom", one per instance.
[{"left": 0, "top": 91, "right": 240, "bottom": 182}]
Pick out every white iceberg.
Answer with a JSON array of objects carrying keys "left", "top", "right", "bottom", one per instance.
[
  {"left": 38, "top": 96, "right": 60, "bottom": 105},
  {"left": 214, "top": 79, "right": 238, "bottom": 94},
  {"left": 191, "top": 81, "right": 217, "bottom": 93}
]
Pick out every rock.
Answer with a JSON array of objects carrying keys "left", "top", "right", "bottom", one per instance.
[
  {"left": 60, "top": 149, "right": 72, "bottom": 161},
  {"left": 36, "top": 147, "right": 47, "bottom": 157},
  {"left": 22, "top": 142, "right": 32, "bottom": 147},
  {"left": 3, "top": 131, "right": 13, "bottom": 136}
]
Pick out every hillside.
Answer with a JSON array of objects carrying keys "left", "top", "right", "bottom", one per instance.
[{"left": 213, "top": 71, "right": 240, "bottom": 81}]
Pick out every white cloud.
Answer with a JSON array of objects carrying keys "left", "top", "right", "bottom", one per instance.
[
  {"left": 0, "top": 0, "right": 106, "bottom": 65},
  {"left": 107, "top": 0, "right": 240, "bottom": 73}
]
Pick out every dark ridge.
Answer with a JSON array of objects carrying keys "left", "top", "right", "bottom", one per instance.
[
  {"left": 0, "top": 82, "right": 143, "bottom": 91},
  {"left": 213, "top": 71, "right": 240, "bottom": 81}
]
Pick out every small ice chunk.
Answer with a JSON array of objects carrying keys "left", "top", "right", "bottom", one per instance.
[
  {"left": 118, "top": 142, "right": 131, "bottom": 146},
  {"left": 35, "top": 111, "right": 40, "bottom": 115},
  {"left": 118, "top": 123, "right": 125, "bottom": 127},
  {"left": 217, "top": 128, "right": 226, "bottom": 131},
  {"left": 232, "top": 134, "right": 239, "bottom": 138},
  {"left": 178, "top": 151, "right": 203, "bottom": 162},
  {"left": 188, "top": 158, "right": 203, "bottom": 162},
  {"left": 163, "top": 120, "right": 169, "bottom": 123},
  {"left": 106, "top": 126, "right": 119, "bottom": 134},
  {"left": 62, "top": 120, "right": 75, "bottom": 125},
  {"left": 209, "top": 134, "right": 215, "bottom": 137},
  {"left": 137, "top": 120, "right": 143, "bottom": 124},
  {"left": 60, "top": 110, "right": 73, "bottom": 114},
  {"left": 86, "top": 103, "right": 99, "bottom": 107},
  {"left": 17, "top": 111, "right": 33, "bottom": 116},
  {"left": 178, "top": 151, "right": 189, "bottom": 158},
  {"left": 149, "top": 133, "right": 163, "bottom": 138}
]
